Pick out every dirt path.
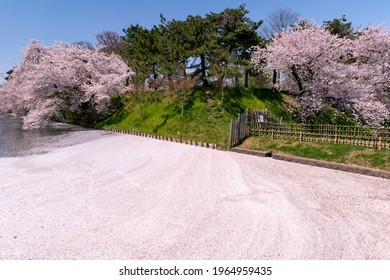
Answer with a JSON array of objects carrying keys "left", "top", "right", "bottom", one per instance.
[{"left": 0, "top": 134, "right": 389, "bottom": 259}]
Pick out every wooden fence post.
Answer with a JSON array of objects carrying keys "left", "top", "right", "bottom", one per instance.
[
  {"left": 229, "top": 120, "right": 233, "bottom": 148},
  {"left": 239, "top": 110, "right": 389, "bottom": 150},
  {"left": 245, "top": 108, "right": 250, "bottom": 137}
]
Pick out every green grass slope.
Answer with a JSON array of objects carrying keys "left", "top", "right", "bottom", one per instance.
[{"left": 98, "top": 88, "right": 297, "bottom": 147}]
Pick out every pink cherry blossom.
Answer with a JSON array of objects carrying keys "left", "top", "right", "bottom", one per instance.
[
  {"left": 251, "top": 21, "right": 390, "bottom": 126},
  {"left": 0, "top": 40, "right": 132, "bottom": 129}
]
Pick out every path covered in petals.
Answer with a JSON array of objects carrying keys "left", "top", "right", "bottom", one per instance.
[{"left": 1, "top": 134, "right": 389, "bottom": 259}]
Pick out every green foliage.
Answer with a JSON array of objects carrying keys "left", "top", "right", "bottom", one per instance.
[
  {"left": 207, "top": 4, "right": 264, "bottom": 87},
  {"left": 221, "top": 88, "right": 297, "bottom": 122},
  {"left": 98, "top": 88, "right": 297, "bottom": 147},
  {"left": 308, "top": 106, "right": 356, "bottom": 125},
  {"left": 124, "top": 90, "right": 163, "bottom": 120},
  {"left": 241, "top": 137, "right": 390, "bottom": 170},
  {"left": 59, "top": 94, "right": 126, "bottom": 127},
  {"left": 323, "top": 15, "right": 354, "bottom": 38},
  {"left": 120, "top": 5, "right": 263, "bottom": 89},
  {"left": 4, "top": 68, "right": 14, "bottom": 81},
  {"left": 121, "top": 24, "right": 162, "bottom": 89}
]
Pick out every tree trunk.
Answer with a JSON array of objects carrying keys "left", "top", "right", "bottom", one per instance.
[
  {"left": 218, "top": 74, "right": 225, "bottom": 89},
  {"left": 181, "top": 91, "right": 186, "bottom": 117},
  {"left": 245, "top": 70, "right": 249, "bottom": 88},
  {"left": 183, "top": 66, "right": 187, "bottom": 77},
  {"left": 291, "top": 65, "right": 303, "bottom": 93},
  {"left": 272, "top": 69, "right": 277, "bottom": 84},
  {"left": 200, "top": 54, "right": 207, "bottom": 87}
]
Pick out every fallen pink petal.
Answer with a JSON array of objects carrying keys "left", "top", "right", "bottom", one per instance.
[{"left": 1, "top": 134, "right": 389, "bottom": 259}]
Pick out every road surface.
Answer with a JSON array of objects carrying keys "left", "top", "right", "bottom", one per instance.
[{"left": 0, "top": 134, "right": 389, "bottom": 259}]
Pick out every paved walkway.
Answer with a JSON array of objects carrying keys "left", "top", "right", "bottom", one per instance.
[{"left": 1, "top": 134, "right": 389, "bottom": 259}]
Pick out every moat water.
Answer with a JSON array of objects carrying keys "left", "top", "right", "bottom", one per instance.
[{"left": 0, "top": 118, "right": 104, "bottom": 157}]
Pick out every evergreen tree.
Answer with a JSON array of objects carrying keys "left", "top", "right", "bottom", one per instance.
[
  {"left": 207, "top": 4, "right": 263, "bottom": 87},
  {"left": 121, "top": 25, "right": 161, "bottom": 90},
  {"left": 183, "top": 15, "right": 215, "bottom": 87},
  {"left": 157, "top": 16, "right": 189, "bottom": 81},
  {"left": 121, "top": 5, "right": 262, "bottom": 89},
  {"left": 323, "top": 15, "right": 354, "bottom": 38}
]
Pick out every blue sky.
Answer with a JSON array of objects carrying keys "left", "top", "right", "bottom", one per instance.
[{"left": 1, "top": 0, "right": 389, "bottom": 81}]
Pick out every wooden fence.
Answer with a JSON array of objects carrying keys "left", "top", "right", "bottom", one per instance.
[
  {"left": 228, "top": 113, "right": 247, "bottom": 147},
  {"left": 228, "top": 109, "right": 390, "bottom": 149},
  {"left": 228, "top": 109, "right": 279, "bottom": 147}
]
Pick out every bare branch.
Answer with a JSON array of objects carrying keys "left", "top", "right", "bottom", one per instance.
[{"left": 260, "top": 8, "right": 300, "bottom": 39}]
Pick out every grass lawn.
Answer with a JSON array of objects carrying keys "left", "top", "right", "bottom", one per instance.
[
  {"left": 98, "top": 88, "right": 297, "bottom": 147},
  {"left": 240, "top": 137, "right": 390, "bottom": 171}
]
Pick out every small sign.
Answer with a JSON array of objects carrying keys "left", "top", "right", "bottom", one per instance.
[{"left": 259, "top": 115, "right": 264, "bottom": 123}]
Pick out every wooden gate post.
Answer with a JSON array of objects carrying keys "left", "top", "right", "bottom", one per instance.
[
  {"left": 245, "top": 108, "right": 250, "bottom": 137},
  {"left": 228, "top": 120, "right": 233, "bottom": 148}
]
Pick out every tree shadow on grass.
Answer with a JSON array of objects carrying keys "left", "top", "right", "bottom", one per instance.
[
  {"left": 222, "top": 88, "right": 284, "bottom": 115},
  {"left": 99, "top": 109, "right": 130, "bottom": 126}
]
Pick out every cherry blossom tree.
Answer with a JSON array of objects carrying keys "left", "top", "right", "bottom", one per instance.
[
  {"left": 0, "top": 82, "right": 7, "bottom": 117},
  {"left": 1, "top": 40, "right": 132, "bottom": 129},
  {"left": 252, "top": 20, "right": 390, "bottom": 126}
]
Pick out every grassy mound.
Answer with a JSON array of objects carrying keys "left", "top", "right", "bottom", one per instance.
[{"left": 98, "top": 88, "right": 297, "bottom": 147}]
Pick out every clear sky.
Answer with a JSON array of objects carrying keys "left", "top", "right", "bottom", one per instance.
[{"left": 1, "top": 0, "right": 389, "bottom": 81}]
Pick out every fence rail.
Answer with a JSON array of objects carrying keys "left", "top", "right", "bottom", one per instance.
[
  {"left": 228, "top": 109, "right": 390, "bottom": 149},
  {"left": 228, "top": 109, "right": 278, "bottom": 147},
  {"left": 229, "top": 113, "right": 247, "bottom": 147}
]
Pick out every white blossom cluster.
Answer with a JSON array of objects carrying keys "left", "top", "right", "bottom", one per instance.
[
  {"left": 251, "top": 21, "right": 390, "bottom": 126},
  {"left": 0, "top": 40, "right": 132, "bottom": 129}
]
